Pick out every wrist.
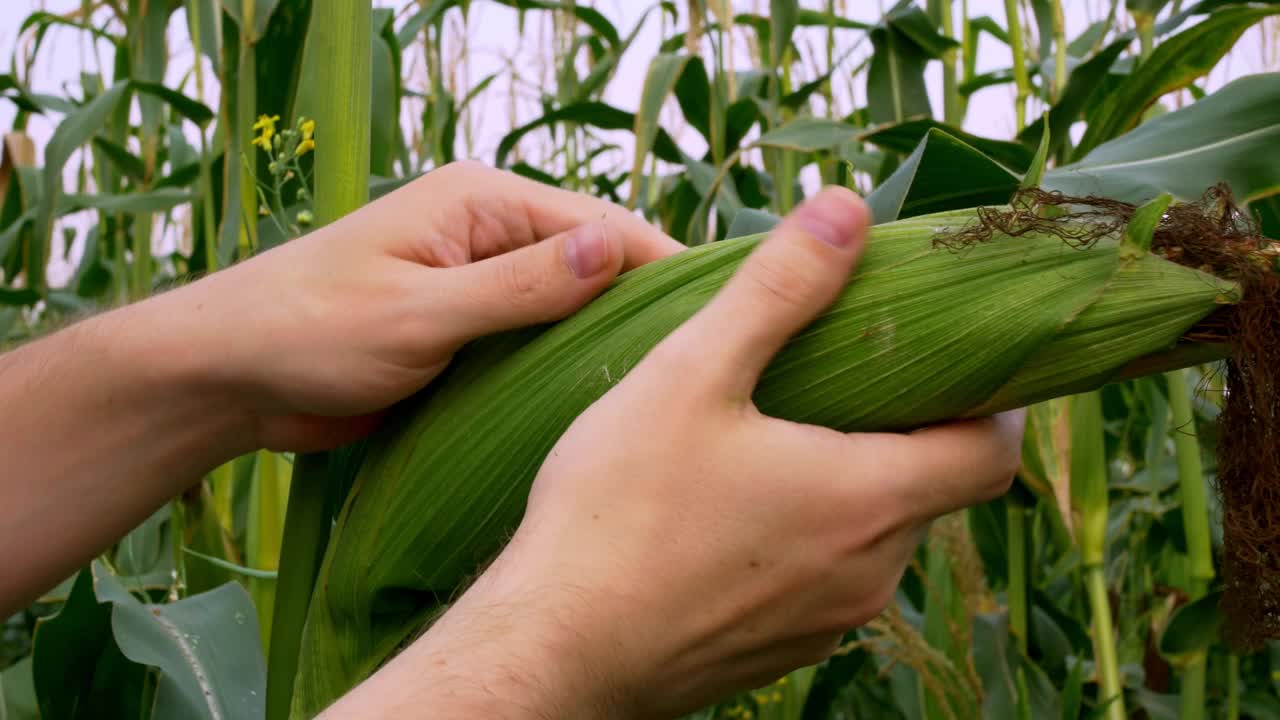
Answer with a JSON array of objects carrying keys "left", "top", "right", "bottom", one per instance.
[
  {"left": 324, "top": 546, "right": 626, "bottom": 720},
  {"left": 98, "top": 288, "right": 260, "bottom": 459}
]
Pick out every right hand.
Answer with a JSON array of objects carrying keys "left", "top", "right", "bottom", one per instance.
[{"left": 331, "top": 187, "right": 1024, "bottom": 719}]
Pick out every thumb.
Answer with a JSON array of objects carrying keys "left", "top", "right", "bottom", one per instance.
[
  {"left": 676, "top": 187, "right": 870, "bottom": 399},
  {"left": 432, "top": 220, "right": 625, "bottom": 344}
]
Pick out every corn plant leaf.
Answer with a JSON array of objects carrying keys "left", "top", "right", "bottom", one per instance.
[
  {"left": 396, "top": 0, "right": 460, "bottom": 46},
  {"left": 155, "top": 160, "right": 203, "bottom": 189},
  {"left": 252, "top": 0, "right": 313, "bottom": 135},
  {"left": 0, "top": 657, "right": 37, "bottom": 720},
  {"left": 1021, "top": 118, "right": 1053, "bottom": 189},
  {"left": 1019, "top": 39, "right": 1128, "bottom": 157},
  {"left": 867, "top": 5, "right": 944, "bottom": 125},
  {"left": 30, "top": 81, "right": 130, "bottom": 293},
  {"left": 1074, "top": 6, "right": 1280, "bottom": 158},
  {"left": 770, "top": 0, "right": 799, "bottom": 67},
  {"left": 1058, "top": 658, "right": 1087, "bottom": 720},
  {"left": 184, "top": 0, "right": 221, "bottom": 64},
  {"left": 629, "top": 54, "right": 703, "bottom": 207},
  {"left": 495, "top": 101, "right": 681, "bottom": 168},
  {"left": 860, "top": 118, "right": 1033, "bottom": 173},
  {"left": 18, "top": 12, "right": 120, "bottom": 62},
  {"left": 94, "top": 565, "right": 267, "bottom": 720},
  {"left": 219, "top": 0, "right": 283, "bottom": 43},
  {"left": 574, "top": 6, "right": 657, "bottom": 103},
  {"left": 753, "top": 118, "right": 859, "bottom": 153},
  {"left": 490, "top": 0, "right": 620, "bottom": 48},
  {"left": 180, "top": 482, "right": 238, "bottom": 597},
  {"left": 725, "top": 208, "right": 781, "bottom": 239},
  {"left": 974, "top": 612, "right": 1062, "bottom": 718},
  {"left": 114, "top": 508, "right": 168, "bottom": 580},
  {"left": 31, "top": 569, "right": 148, "bottom": 720},
  {"left": 865, "top": 128, "right": 1019, "bottom": 223},
  {"left": 1045, "top": 72, "right": 1280, "bottom": 221},
  {"left": 1128, "top": 0, "right": 1174, "bottom": 16},
  {"left": 958, "top": 68, "right": 1015, "bottom": 96},
  {"left": 734, "top": 9, "right": 871, "bottom": 34},
  {"left": 1030, "top": 0, "right": 1056, "bottom": 60},
  {"left": 62, "top": 189, "right": 195, "bottom": 215},
  {"left": 370, "top": 8, "right": 403, "bottom": 176},
  {"left": 800, "top": 645, "right": 870, "bottom": 720},
  {"left": 682, "top": 152, "right": 744, "bottom": 245},
  {"left": 0, "top": 74, "right": 43, "bottom": 114},
  {"left": 1159, "top": 590, "right": 1225, "bottom": 660}
]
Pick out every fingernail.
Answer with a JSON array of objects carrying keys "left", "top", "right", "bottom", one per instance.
[
  {"left": 564, "top": 223, "right": 609, "bottom": 279},
  {"left": 791, "top": 187, "right": 866, "bottom": 249}
]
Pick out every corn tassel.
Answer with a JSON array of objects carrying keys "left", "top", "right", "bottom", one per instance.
[{"left": 290, "top": 207, "right": 1239, "bottom": 716}]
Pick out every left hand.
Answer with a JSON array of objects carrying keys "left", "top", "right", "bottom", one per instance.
[{"left": 146, "top": 160, "right": 684, "bottom": 451}]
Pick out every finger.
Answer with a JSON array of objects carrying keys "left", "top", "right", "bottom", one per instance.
[
  {"left": 427, "top": 220, "right": 624, "bottom": 344},
  {"left": 485, "top": 168, "right": 686, "bottom": 269},
  {"left": 877, "top": 410, "right": 1027, "bottom": 521},
  {"left": 396, "top": 162, "right": 686, "bottom": 270},
  {"left": 659, "top": 187, "right": 870, "bottom": 399}
]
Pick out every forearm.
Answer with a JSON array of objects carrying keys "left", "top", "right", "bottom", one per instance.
[
  {"left": 0, "top": 295, "right": 254, "bottom": 614},
  {"left": 318, "top": 552, "right": 622, "bottom": 720}
]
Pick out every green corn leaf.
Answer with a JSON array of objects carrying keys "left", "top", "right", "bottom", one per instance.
[
  {"left": 753, "top": 118, "right": 859, "bottom": 153},
  {"left": 219, "top": 0, "right": 283, "bottom": 44},
  {"left": 861, "top": 118, "right": 1034, "bottom": 173},
  {"left": 495, "top": 101, "right": 682, "bottom": 168},
  {"left": 95, "top": 566, "right": 266, "bottom": 720},
  {"left": 629, "top": 54, "right": 701, "bottom": 208},
  {"left": 32, "top": 570, "right": 148, "bottom": 719},
  {"left": 865, "top": 128, "right": 1019, "bottom": 223},
  {"left": 1045, "top": 73, "right": 1280, "bottom": 220},
  {"left": 1021, "top": 116, "right": 1052, "bottom": 189},
  {"left": 1159, "top": 590, "right": 1225, "bottom": 660},
  {"left": 1019, "top": 39, "right": 1128, "bottom": 158},
  {"left": 770, "top": 0, "right": 800, "bottom": 68},
  {"left": 1073, "top": 6, "right": 1280, "bottom": 158},
  {"left": 396, "top": 0, "right": 460, "bottom": 46},
  {"left": 184, "top": 548, "right": 279, "bottom": 580}
]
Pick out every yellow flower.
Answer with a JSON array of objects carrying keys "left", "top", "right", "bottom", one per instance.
[
  {"left": 296, "top": 117, "right": 316, "bottom": 156},
  {"left": 251, "top": 114, "right": 280, "bottom": 151}
]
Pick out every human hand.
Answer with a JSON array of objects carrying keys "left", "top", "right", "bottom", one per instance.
[
  {"left": 145, "top": 161, "right": 683, "bottom": 451},
  {"left": 361, "top": 187, "right": 1024, "bottom": 719}
]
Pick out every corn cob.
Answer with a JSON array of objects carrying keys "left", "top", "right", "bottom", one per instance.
[{"left": 290, "top": 200, "right": 1256, "bottom": 717}]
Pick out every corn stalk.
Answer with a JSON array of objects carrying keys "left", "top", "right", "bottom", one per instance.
[
  {"left": 1168, "top": 367, "right": 1214, "bottom": 720},
  {"left": 267, "top": 1, "right": 372, "bottom": 718}
]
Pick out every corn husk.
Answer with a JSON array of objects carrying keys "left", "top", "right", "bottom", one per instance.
[{"left": 290, "top": 207, "right": 1238, "bottom": 716}]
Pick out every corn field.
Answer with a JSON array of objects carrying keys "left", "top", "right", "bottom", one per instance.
[{"left": 3, "top": 0, "right": 1280, "bottom": 718}]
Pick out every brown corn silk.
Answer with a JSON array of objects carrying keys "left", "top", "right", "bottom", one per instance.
[
  {"left": 291, "top": 196, "right": 1267, "bottom": 716},
  {"left": 936, "top": 186, "right": 1280, "bottom": 648}
]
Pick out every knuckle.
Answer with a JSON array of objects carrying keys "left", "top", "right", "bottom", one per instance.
[
  {"left": 494, "top": 259, "right": 547, "bottom": 308},
  {"left": 435, "top": 159, "right": 491, "bottom": 182},
  {"left": 742, "top": 252, "right": 820, "bottom": 309}
]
